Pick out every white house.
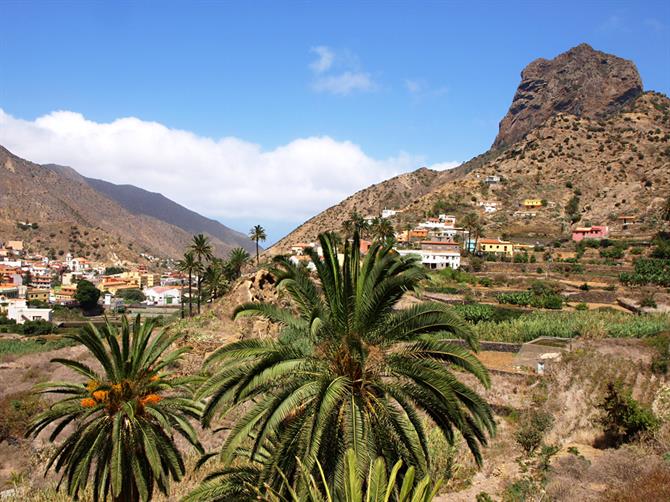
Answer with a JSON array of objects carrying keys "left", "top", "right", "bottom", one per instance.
[
  {"left": 395, "top": 249, "right": 461, "bottom": 270},
  {"left": 484, "top": 175, "right": 501, "bottom": 184},
  {"left": 7, "top": 300, "right": 52, "bottom": 324},
  {"left": 143, "top": 286, "right": 181, "bottom": 306},
  {"left": 381, "top": 209, "right": 399, "bottom": 219},
  {"left": 479, "top": 201, "right": 498, "bottom": 213}
]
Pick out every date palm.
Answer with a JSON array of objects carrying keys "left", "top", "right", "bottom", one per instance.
[
  {"left": 249, "top": 225, "right": 267, "bottom": 265},
  {"left": 27, "top": 316, "right": 203, "bottom": 502},
  {"left": 196, "top": 231, "right": 494, "bottom": 496},
  {"left": 203, "top": 258, "right": 228, "bottom": 301},
  {"left": 189, "top": 234, "right": 213, "bottom": 314},
  {"left": 225, "top": 247, "right": 250, "bottom": 281},
  {"left": 177, "top": 251, "right": 200, "bottom": 317},
  {"left": 370, "top": 217, "right": 396, "bottom": 245},
  {"left": 187, "top": 448, "right": 441, "bottom": 502}
]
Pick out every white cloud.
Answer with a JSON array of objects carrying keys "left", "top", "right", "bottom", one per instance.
[
  {"left": 428, "top": 161, "right": 461, "bottom": 171},
  {"left": 312, "top": 71, "right": 376, "bottom": 95},
  {"left": 309, "top": 46, "right": 335, "bottom": 74},
  {"left": 0, "top": 109, "right": 431, "bottom": 236},
  {"left": 309, "top": 46, "right": 377, "bottom": 96},
  {"left": 405, "top": 78, "right": 448, "bottom": 99}
]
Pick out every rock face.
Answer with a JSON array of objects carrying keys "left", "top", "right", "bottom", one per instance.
[{"left": 493, "top": 43, "right": 643, "bottom": 149}]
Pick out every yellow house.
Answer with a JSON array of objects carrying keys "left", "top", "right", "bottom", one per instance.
[
  {"left": 27, "top": 288, "right": 49, "bottom": 303},
  {"left": 478, "top": 238, "right": 514, "bottom": 257},
  {"left": 522, "top": 199, "right": 543, "bottom": 208}
]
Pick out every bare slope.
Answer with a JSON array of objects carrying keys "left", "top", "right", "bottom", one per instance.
[{"left": 0, "top": 146, "right": 243, "bottom": 261}]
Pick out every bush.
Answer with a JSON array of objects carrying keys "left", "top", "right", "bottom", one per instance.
[
  {"left": 116, "top": 288, "right": 146, "bottom": 304},
  {"left": 575, "top": 303, "right": 589, "bottom": 311},
  {"left": 578, "top": 283, "right": 590, "bottom": 291},
  {"left": 597, "top": 381, "right": 659, "bottom": 447},
  {"left": 600, "top": 246, "right": 625, "bottom": 259},
  {"left": 19, "top": 319, "right": 55, "bottom": 336},
  {"left": 514, "top": 410, "right": 554, "bottom": 454},
  {"left": 640, "top": 294, "right": 657, "bottom": 308},
  {"left": 478, "top": 277, "right": 493, "bottom": 287}
]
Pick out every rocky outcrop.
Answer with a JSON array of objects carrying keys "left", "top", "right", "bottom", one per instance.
[{"left": 493, "top": 43, "right": 643, "bottom": 149}]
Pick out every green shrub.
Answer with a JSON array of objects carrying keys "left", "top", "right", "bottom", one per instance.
[
  {"left": 578, "top": 283, "right": 590, "bottom": 291},
  {"left": 514, "top": 410, "right": 554, "bottom": 455},
  {"left": 478, "top": 277, "right": 493, "bottom": 287},
  {"left": 575, "top": 303, "right": 589, "bottom": 311},
  {"left": 597, "top": 381, "right": 658, "bottom": 447},
  {"left": 620, "top": 258, "right": 670, "bottom": 287},
  {"left": 18, "top": 319, "right": 55, "bottom": 336}
]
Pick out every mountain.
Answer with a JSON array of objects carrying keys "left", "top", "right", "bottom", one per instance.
[
  {"left": 273, "top": 44, "right": 669, "bottom": 252},
  {"left": 46, "top": 166, "right": 256, "bottom": 255},
  {"left": 0, "top": 147, "right": 255, "bottom": 261},
  {"left": 492, "top": 43, "right": 643, "bottom": 149}
]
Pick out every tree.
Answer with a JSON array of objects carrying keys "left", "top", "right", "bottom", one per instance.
[
  {"left": 104, "top": 266, "right": 125, "bottom": 275},
  {"left": 186, "top": 448, "right": 442, "bottom": 502},
  {"left": 225, "top": 247, "right": 250, "bottom": 281},
  {"left": 249, "top": 225, "right": 267, "bottom": 265},
  {"left": 75, "top": 280, "right": 100, "bottom": 310},
  {"left": 27, "top": 316, "right": 203, "bottom": 502},
  {"left": 116, "top": 288, "right": 146, "bottom": 304},
  {"left": 196, "top": 232, "right": 494, "bottom": 495},
  {"left": 342, "top": 210, "right": 369, "bottom": 238},
  {"left": 177, "top": 251, "right": 200, "bottom": 318},
  {"left": 189, "top": 234, "right": 213, "bottom": 315},
  {"left": 566, "top": 195, "right": 581, "bottom": 223},
  {"left": 203, "top": 258, "right": 228, "bottom": 301},
  {"left": 370, "top": 217, "right": 396, "bottom": 245},
  {"left": 461, "top": 212, "right": 483, "bottom": 254}
]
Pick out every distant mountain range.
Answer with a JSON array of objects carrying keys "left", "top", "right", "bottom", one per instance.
[
  {"left": 0, "top": 148, "right": 256, "bottom": 262},
  {"left": 273, "top": 44, "right": 669, "bottom": 252}
]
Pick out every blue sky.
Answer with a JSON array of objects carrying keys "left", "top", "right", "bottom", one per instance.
[{"left": 1, "top": 0, "right": 669, "bottom": 245}]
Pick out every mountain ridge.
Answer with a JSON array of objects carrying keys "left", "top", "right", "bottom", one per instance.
[{"left": 273, "top": 44, "right": 669, "bottom": 252}]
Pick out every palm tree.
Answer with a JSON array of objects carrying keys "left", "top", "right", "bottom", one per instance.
[
  {"left": 203, "top": 258, "right": 228, "bottom": 301},
  {"left": 461, "top": 212, "right": 482, "bottom": 254},
  {"left": 225, "top": 247, "right": 250, "bottom": 281},
  {"left": 342, "top": 210, "right": 368, "bottom": 238},
  {"left": 249, "top": 225, "right": 267, "bottom": 265},
  {"left": 186, "top": 448, "right": 441, "bottom": 502},
  {"left": 177, "top": 251, "right": 199, "bottom": 317},
  {"left": 370, "top": 217, "right": 396, "bottom": 245},
  {"left": 27, "top": 316, "right": 203, "bottom": 502},
  {"left": 196, "top": 232, "right": 494, "bottom": 496},
  {"left": 189, "top": 234, "right": 213, "bottom": 314}
]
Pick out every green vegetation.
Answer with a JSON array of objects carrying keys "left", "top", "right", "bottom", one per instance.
[
  {"left": 249, "top": 224, "right": 267, "bottom": 265},
  {"left": 514, "top": 410, "right": 554, "bottom": 455},
  {"left": 452, "top": 303, "right": 525, "bottom": 324},
  {"left": 75, "top": 279, "right": 101, "bottom": 310},
  {"left": 194, "top": 232, "right": 494, "bottom": 496},
  {"left": 0, "top": 316, "right": 56, "bottom": 335},
  {"left": 0, "top": 337, "right": 75, "bottom": 359},
  {"left": 620, "top": 258, "right": 670, "bottom": 286},
  {"left": 189, "top": 233, "right": 214, "bottom": 315},
  {"left": 496, "top": 283, "right": 564, "bottom": 310},
  {"left": 471, "top": 311, "right": 670, "bottom": 343},
  {"left": 27, "top": 316, "right": 203, "bottom": 501},
  {"left": 597, "top": 381, "right": 659, "bottom": 447},
  {"left": 104, "top": 266, "right": 125, "bottom": 275},
  {"left": 115, "top": 287, "right": 146, "bottom": 303}
]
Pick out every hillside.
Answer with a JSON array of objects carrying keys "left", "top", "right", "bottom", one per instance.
[
  {"left": 271, "top": 167, "right": 443, "bottom": 251},
  {"left": 0, "top": 147, "right": 253, "bottom": 262},
  {"left": 47, "top": 165, "right": 256, "bottom": 255},
  {"left": 273, "top": 44, "right": 669, "bottom": 251}
]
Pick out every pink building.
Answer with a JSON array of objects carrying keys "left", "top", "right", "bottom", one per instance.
[{"left": 572, "top": 225, "right": 609, "bottom": 242}]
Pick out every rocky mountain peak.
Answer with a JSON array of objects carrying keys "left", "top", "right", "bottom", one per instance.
[{"left": 492, "top": 43, "right": 643, "bottom": 149}]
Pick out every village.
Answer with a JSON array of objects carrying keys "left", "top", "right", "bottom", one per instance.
[{"left": 0, "top": 240, "right": 185, "bottom": 327}]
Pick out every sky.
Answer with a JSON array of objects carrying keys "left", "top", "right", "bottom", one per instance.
[{"left": 0, "top": 1, "right": 669, "bottom": 245}]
